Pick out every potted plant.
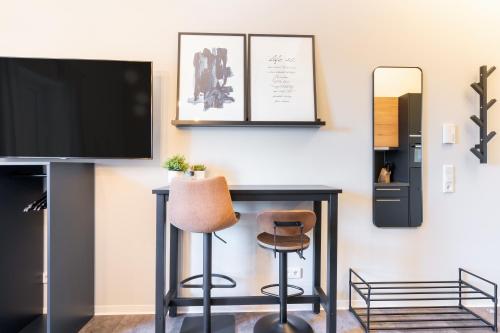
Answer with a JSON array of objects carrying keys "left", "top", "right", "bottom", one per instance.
[
  {"left": 190, "top": 164, "right": 207, "bottom": 180},
  {"left": 163, "top": 155, "right": 189, "bottom": 183}
]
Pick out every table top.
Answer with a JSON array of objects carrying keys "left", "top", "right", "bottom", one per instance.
[{"left": 153, "top": 184, "right": 342, "bottom": 195}]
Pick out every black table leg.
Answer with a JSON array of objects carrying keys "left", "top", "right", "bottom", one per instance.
[
  {"left": 326, "top": 194, "right": 338, "bottom": 333},
  {"left": 312, "top": 201, "right": 322, "bottom": 314},
  {"left": 169, "top": 222, "right": 179, "bottom": 317},
  {"left": 155, "top": 194, "right": 166, "bottom": 333}
]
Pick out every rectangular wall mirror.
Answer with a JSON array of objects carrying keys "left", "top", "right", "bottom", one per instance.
[{"left": 373, "top": 67, "right": 422, "bottom": 227}]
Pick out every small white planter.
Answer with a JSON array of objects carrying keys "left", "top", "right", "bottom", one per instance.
[
  {"left": 167, "top": 170, "right": 185, "bottom": 184},
  {"left": 193, "top": 170, "right": 206, "bottom": 180}
]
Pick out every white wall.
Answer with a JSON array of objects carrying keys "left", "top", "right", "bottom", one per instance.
[{"left": 2, "top": 0, "right": 500, "bottom": 314}]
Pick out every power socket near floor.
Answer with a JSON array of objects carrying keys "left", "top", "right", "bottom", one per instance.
[{"left": 288, "top": 267, "right": 303, "bottom": 279}]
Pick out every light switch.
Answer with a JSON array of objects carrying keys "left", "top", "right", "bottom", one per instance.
[
  {"left": 443, "top": 124, "right": 456, "bottom": 144},
  {"left": 443, "top": 164, "right": 455, "bottom": 193}
]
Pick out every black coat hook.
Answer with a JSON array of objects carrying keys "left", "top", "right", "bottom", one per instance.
[{"left": 470, "top": 65, "right": 496, "bottom": 163}]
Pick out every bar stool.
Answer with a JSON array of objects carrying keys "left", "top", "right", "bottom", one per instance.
[
  {"left": 254, "top": 210, "right": 316, "bottom": 333},
  {"left": 169, "top": 176, "right": 239, "bottom": 333}
]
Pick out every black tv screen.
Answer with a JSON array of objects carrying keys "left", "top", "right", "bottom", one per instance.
[{"left": 0, "top": 57, "right": 152, "bottom": 158}]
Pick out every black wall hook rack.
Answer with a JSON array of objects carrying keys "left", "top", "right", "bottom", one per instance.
[{"left": 470, "top": 65, "right": 497, "bottom": 163}]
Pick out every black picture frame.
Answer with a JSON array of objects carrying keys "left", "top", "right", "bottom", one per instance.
[
  {"left": 176, "top": 32, "right": 247, "bottom": 122},
  {"left": 248, "top": 34, "right": 318, "bottom": 122}
]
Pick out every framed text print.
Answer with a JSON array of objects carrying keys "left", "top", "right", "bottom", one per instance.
[
  {"left": 176, "top": 33, "right": 246, "bottom": 121},
  {"left": 249, "top": 34, "right": 317, "bottom": 121}
]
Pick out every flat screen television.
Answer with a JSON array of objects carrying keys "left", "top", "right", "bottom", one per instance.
[{"left": 0, "top": 57, "right": 152, "bottom": 158}]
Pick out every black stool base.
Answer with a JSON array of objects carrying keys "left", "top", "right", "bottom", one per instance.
[
  {"left": 253, "top": 314, "right": 314, "bottom": 333},
  {"left": 180, "top": 314, "right": 235, "bottom": 333}
]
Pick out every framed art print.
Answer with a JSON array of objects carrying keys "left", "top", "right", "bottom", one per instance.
[
  {"left": 249, "top": 34, "right": 317, "bottom": 121},
  {"left": 176, "top": 33, "right": 246, "bottom": 121}
]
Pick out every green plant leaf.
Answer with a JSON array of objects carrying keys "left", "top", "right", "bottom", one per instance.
[
  {"left": 163, "top": 154, "right": 189, "bottom": 172},
  {"left": 190, "top": 164, "right": 207, "bottom": 171}
]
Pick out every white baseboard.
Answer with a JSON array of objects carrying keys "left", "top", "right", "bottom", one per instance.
[{"left": 95, "top": 305, "right": 155, "bottom": 315}]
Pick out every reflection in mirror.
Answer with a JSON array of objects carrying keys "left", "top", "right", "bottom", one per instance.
[{"left": 373, "top": 67, "right": 422, "bottom": 228}]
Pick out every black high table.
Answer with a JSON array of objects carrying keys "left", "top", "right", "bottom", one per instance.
[{"left": 153, "top": 185, "right": 342, "bottom": 333}]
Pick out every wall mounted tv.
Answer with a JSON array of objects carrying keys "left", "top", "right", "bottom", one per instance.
[{"left": 0, "top": 57, "right": 152, "bottom": 158}]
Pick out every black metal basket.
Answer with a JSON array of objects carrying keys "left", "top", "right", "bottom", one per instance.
[{"left": 349, "top": 268, "right": 498, "bottom": 332}]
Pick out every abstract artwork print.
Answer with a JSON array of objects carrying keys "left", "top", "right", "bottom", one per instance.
[
  {"left": 177, "top": 33, "right": 246, "bottom": 121},
  {"left": 190, "top": 48, "right": 234, "bottom": 110}
]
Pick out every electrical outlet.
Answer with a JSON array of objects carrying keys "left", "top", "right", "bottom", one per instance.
[
  {"left": 288, "top": 267, "right": 302, "bottom": 279},
  {"left": 42, "top": 272, "right": 47, "bottom": 284}
]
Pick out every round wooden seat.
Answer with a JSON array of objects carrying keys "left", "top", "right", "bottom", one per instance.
[{"left": 257, "top": 232, "right": 311, "bottom": 251}]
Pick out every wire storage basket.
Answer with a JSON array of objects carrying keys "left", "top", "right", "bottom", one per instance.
[{"left": 349, "top": 268, "right": 498, "bottom": 332}]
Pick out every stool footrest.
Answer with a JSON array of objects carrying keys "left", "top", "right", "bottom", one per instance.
[
  {"left": 260, "top": 283, "right": 304, "bottom": 298},
  {"left": 180, "top": 273, "right": 237, "bottom": 289}
]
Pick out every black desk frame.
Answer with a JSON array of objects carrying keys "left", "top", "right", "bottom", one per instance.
[{"left": 153, "top": 185, "right": 342, "bottom": 333}]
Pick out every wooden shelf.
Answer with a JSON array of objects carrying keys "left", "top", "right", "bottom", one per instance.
[{"left": 171, "top": 119, "right": 326, "bottom": 128}]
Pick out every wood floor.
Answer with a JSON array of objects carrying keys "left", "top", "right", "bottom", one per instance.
[{"left": 79, "top": 309, "right": 499, "bottom": 333}]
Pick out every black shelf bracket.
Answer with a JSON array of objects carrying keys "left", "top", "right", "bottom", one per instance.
[{"left": 470, "top": 65, "right": 497, "bottom": 163}]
